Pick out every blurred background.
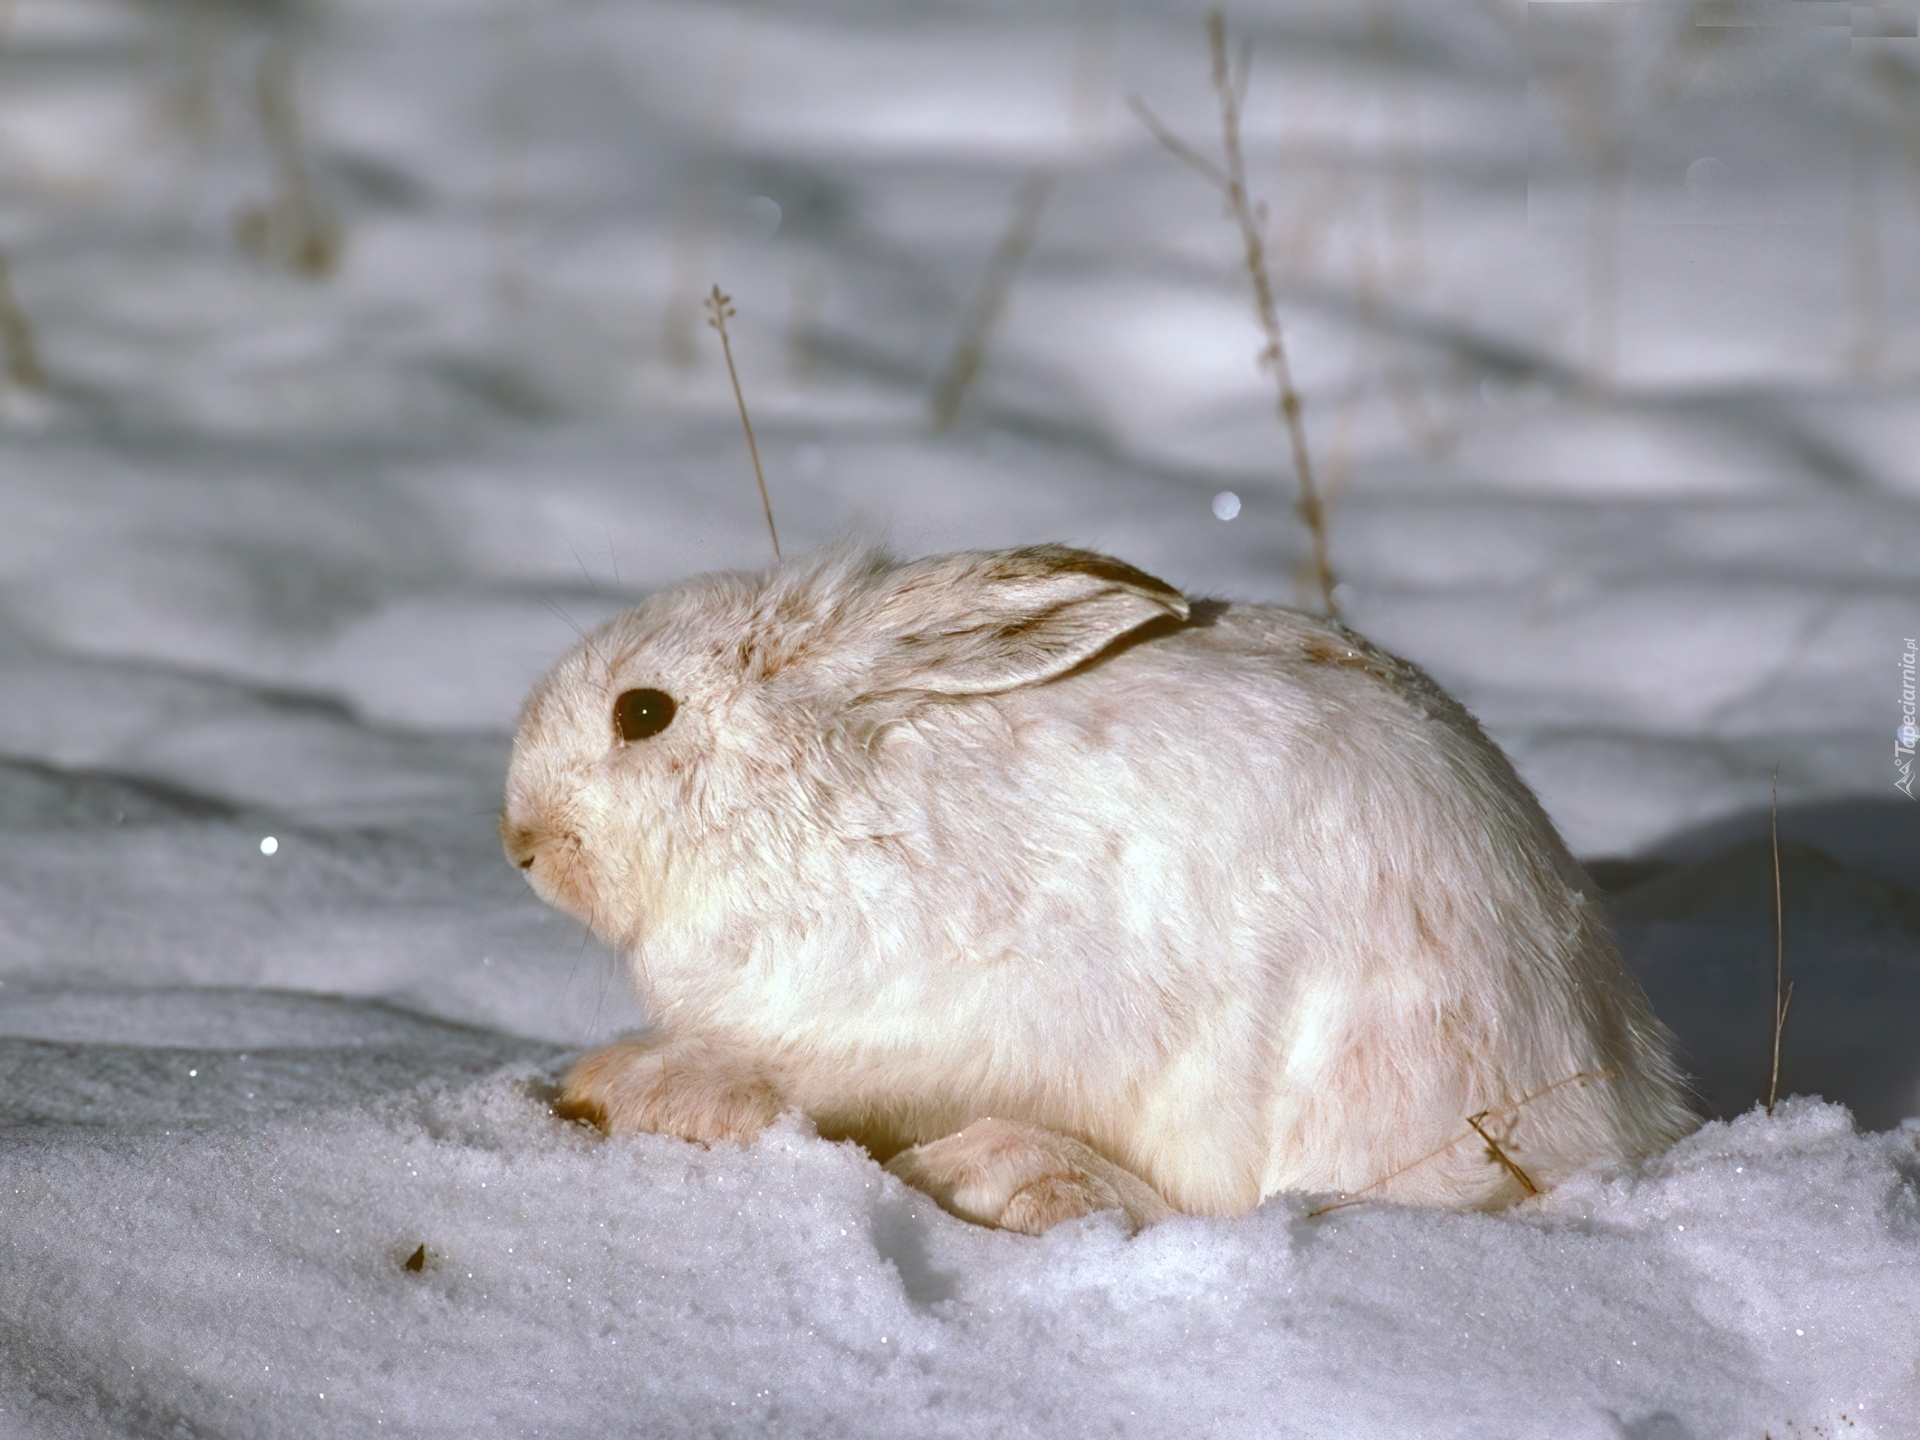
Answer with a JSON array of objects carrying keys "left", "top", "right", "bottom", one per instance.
[{"left": 0, "top": 0, "right": 1916, "bottom": 1120}]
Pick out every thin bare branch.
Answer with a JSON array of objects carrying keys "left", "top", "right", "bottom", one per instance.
[
  {"left": 1134, "top": 15, "right": 1339, "bottom": 617},
  {"left": 1766, "top": 766, "right": 1790, "bottom": 1116},
  {"left": 1126, "top": 96, "right": 1230, "bottom": 191},
  {"left": 0, "top": 247, "right": 45, "bottom": 390},
  {"left": 705, "top": 285, "right": 781, "bottom": 560},
  {"left": 235, "top": 43, "right": 343, "bottom": 278},
  {"left": 1466, "top": 1112, "right": 1541, "bottom": 1196},
  {"left": 1307, "top": 1068, "right": 1616, "bottom": 1217},
  {"left": 1231, "top": 34, "right": 1253, "bottom": 112},
  {"left": 929, "top": 169, "right": 1055, "bottom": 431},
  {"left": 1203, "top": 8, "right": 1337, "bottom": 619}
]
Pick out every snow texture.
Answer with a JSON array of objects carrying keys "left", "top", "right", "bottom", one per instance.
[{"left": 0, "top": 0, "right": 1916, "bottom": 1435}]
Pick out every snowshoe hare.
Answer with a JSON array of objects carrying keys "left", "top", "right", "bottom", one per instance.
[{"left": 502, "top": 545, "right": 1693, "bottom": 1232}]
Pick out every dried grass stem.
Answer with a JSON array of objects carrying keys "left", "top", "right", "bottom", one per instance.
[
  {"left": 1465, "top": 1112, "right": 1541, "bottom": 1197},
  {"left": 1132, "top": 10, "right": 1337, "bottom": 619},
  {"left": 705, "top": 285, "right": 780, "bottom": 560},
  {"left": 1307, "top": 1067, "right": 1616, "bottom": 1217},
  {"left": 0, "top": 247, "right": 45, "bottom": 390},
  {"left": 929, "top": 169, "right": 1054, "bottom": 431},
  {"left": 1766, "top": 767, "right": 1793, "bottom": 1117}
]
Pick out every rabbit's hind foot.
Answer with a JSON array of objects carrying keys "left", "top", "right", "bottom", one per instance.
[{"left": 885, "top": 1117, "right": 1174, "bottom": 1235}]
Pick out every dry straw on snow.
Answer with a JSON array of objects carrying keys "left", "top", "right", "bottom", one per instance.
[{"left": 1306, "top": 1068, "right": 1617, "bottom": 1218}]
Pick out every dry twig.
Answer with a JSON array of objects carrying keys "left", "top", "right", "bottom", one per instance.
[
  {"left": 705, "top": 285, "right": 780, "bottom": 560},
  {"left": 1766, "top": 767, "right": 1793, "bottom": 1116},
  {"left": 1465, "top": 1111, "right": 1541, "bottom": 1197},
  {"left": 929, "top": 170, "right": 1054, "bottom": 431},
  {"left": 1132, "top": 10, "right": 1338, "bottom": 619},
  {"left": 235, "top": 44, "right": 343, "bottom": 278},
  {"left": 1307, "top": 1068, "right": 1616, "bottom": 1217},
  {"left": 0, "top": 3, "right": 41, "bottom": 393},
  {"left": 0, "top": 247, "right": 45, "bottom": 391}
]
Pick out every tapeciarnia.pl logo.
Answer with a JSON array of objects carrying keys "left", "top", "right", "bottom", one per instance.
[{"left": 1899, "top": 638, "right": 1917, "bottom": 799}]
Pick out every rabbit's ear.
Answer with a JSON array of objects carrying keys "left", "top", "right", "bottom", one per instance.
[{"left": 867, "top": 545, "right": 1190, "bottom": 695}]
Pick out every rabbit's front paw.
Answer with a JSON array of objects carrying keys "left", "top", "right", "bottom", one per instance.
[
  {"left": 885, "top": 1118, "right": 1175, "bottom": 1235},
  {"left": 553, "top": 1037, "right": 784, "bottom": 1144}
]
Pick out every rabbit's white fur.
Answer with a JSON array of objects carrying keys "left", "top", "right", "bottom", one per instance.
[{"left": 503, "top": 544, "right": 1693, "bottom": 1225}]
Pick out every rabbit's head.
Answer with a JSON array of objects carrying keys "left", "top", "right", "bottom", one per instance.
[{"left": 500, "top": 544, "right": 1190, "bottom": 960}]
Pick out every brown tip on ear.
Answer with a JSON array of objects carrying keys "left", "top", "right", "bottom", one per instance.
[
  {"left": 998, "top": 545, "right": 1190, "bottom": 617},
  {"left": 871, "top": 545, "right": 1191, "bottom": 697}
]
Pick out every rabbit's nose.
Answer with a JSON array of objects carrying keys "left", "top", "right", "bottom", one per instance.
[{"left": 499, "top": 817, "right": 544, "bottom": 870}]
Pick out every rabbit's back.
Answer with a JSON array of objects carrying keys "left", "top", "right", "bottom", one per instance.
[{"left": 825, "top": 602, "right": 1691, "bottom": 1211}]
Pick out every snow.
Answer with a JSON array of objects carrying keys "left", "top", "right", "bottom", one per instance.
[{"left": 1, "top": 0, "right": 1917, "bottom": 1435}]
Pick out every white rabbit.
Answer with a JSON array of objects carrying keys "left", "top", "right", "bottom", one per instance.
[{"left": 502, "top": 544, "right": 1693, "bottom": 1232}]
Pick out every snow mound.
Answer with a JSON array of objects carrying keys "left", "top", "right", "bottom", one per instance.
[{"left": 3, "top": 1055, "right": 1915, "bottom": 1439}]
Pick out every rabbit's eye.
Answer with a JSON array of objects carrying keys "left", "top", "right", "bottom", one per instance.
[{"left": 614, "top": 688, "right": 676, "bottom": 742}]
